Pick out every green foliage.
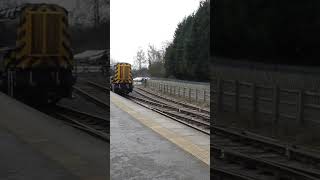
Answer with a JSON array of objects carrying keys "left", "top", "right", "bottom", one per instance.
[
  {"left": 132, "top": 67, "right": 149, "bottom": 77},
  {"left": 149, "top": 60, "right": 166, "bottom": 77},
  {"left": 146, "top": 45, "right": 166, "bottom": 77},
  {"left": 213, "top": 0, "right": 320, "bottom": 65},
  {"left": 164, "top": 0, "right": 209, "bottom": 81}
]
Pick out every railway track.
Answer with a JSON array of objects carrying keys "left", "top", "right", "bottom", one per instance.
[
  {"left": 136, "top": 87, "right": 209, "bottom": 114},
  {"left": 46, "top": 105, "right": 109, "bottom": 142},
  {"left": 84, "top": 81, "right": 209, "bottom": 134},
  {"left": 128, "top": 87, "right": 210, "bottom": 134},
  {"left": 86, "top": 80, "right": 109, "bottom": 91},
  {"left": 212, "top": 150, "right": 318, "bottom": 180},
  {"left": 130, "top": 86, "right": 320, "bottom": 179},
  {"left": 135, "top": 87, "right": 320, "bottom": 178},
  {"left": 73, "top": 80, "right": 109, "bottom": 109},
  {"left": 127, "top": 93, "right": 210, "bottom": 134},
  {"left": 212, "top": 125, "right": 320, "bottom": 179},
  {"left": 82, "top": 81, "right": 320, "bottom": 178},
  {"left": 133, "top": 88, "right": 209, "bottom": 121}
]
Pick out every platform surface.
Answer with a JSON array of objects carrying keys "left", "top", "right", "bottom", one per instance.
[
  {"left": 110, "top": 92, "right": 210, "bottom": 180},
  {"left": 0, "top": 93, "right": 108, "bottom": 180}
]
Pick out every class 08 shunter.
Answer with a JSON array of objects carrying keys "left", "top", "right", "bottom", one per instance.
[
  {"left": 0, "top": 3, "right": 75, "bottom": 104},
  {"left": 111, "top": 63, "right": 133, "bottom": 94}
]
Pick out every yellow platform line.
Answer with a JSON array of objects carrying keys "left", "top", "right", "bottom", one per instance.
[{"left": 111, "top": 94, "right": 210, "bottom": 165}]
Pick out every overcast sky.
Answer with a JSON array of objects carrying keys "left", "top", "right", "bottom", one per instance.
[{"left": 111, "top": 0, "right": 201, "bottom": 64}]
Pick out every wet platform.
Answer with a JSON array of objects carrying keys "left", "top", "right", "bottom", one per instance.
[
  {"left": 110, "top": 92, "right": 210, "bottom": 179},
  {"left": 0, "top": 92, "right": 108, "bottom": 180}
]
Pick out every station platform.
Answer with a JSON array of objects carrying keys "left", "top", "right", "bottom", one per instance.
[
  {"left": 110, "top": 92, "right": 210, "bottom": 180},
  {"left": 0, "top": 93, "right": 108, "bottom": 180}
]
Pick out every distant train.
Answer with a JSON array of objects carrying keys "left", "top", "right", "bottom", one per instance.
[
  {"left": 0, "top": 3, "right": 75, "bottom": 104},
  {"left": 111, "top": 63, "right": 133, "bottom": 94}
]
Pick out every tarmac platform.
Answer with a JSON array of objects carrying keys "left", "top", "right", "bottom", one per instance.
[
  {"left": 110, "top": 92, "right": 210, "bottom": 180},
  {"left": 0, "top": 92, "right": 108, "bottom": 180}
]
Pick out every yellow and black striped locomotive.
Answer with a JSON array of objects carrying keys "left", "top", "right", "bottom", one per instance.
[
  {"left": 0, "top": 4, "right": 75, "bottom": 104},
  {"left": 111, "top": 63, "right": 133, "bottom": 94}
]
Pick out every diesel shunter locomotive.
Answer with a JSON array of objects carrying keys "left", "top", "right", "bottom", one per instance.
[
  {"left": 0, "top": 3, "right": 75, "bottom": 104},
  {"left": 111, "top": 62, "right": 133, "bottom": 94}
]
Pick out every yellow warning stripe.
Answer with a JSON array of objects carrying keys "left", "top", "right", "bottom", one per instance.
[{"left": 13, "top": 4, "right": 72, "bottom": 69}]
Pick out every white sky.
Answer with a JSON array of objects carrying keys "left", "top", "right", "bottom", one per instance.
[{"left": 111, "top": 0, "right": 202, "bottom": 64}]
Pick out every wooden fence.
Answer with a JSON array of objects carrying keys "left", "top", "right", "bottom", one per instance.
[{"left": 212, "top": 77, "right": 320, "bottom": 130}]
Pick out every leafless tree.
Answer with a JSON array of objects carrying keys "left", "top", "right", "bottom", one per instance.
[
  {"left": 134, "top": 48, "right": 146, "bottom": 71},
  {"left": 147, "top": 44, "right": 162, "bottom": 68}
]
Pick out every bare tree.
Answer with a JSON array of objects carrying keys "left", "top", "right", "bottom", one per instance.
[
  {"left": 134, "top": 48, "right": 146, "bottom": 71},
  {"left": 146, "top": 44, "right": 166, "bottom": 77},
  {"left": 147, "top": 44, "right": 162, "bottom": 68}
]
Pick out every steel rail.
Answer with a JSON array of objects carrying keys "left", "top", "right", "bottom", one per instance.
[
  {"left": 51, "top": 105, "right": 109, "bottom": 142},
  {"left": 133, "top": 89, "right": 210, "bottom": 121},
  {"left": 127, "top": 94, "right": 210, "bottom": 135},
  {"left": 136, "top": 87, "right": 210, "bottom": 114},
  {"left": 212, "top": 125, "right": 320, "bottom": 178},
  {"left": 212, "top": 146, "right": 319, "bottom": 180},
  {"left": 211, "top": 166, "right": 258, "bottom": 180},
  {"left": 85, "top": 80, "right": 110, "bottom": 91},
  {"left": 73, "top": 86, "right": 109, "bottom": 109}
]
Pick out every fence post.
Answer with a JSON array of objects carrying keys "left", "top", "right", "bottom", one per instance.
[
  {"left": 184, "top": 87, "right": 186, "bottom": 98},
  {"left": 251, "top": 83, "right": 257, "bottom": 128},
  {"left": 273, "top": 85, "right": 279, "bottom": 125},
  {"left": 189, "top": 88, "right": 192, "bottom": 102},
  {"left": 234, "top": 80, "right": 239, "bottom": 113},
  {"left": 217, "top": 78, "right": 222, "bottom": 112},
  {"left": 195, "top": 89, "right": 198, "bottom": 103},
  {"left": 204, "top": 89, "right": 206, "bottom": 103},
  {"left": 297, "top": 90, "right": 304, "bottom": 125},
  {"left": 174, "top": 86, "right": 176, "bottom": 96},
  {"left": 272, "top": 85, "right": 279, "bottom": 137},
  {"left": 163, "top": 84, "right": 165, "bottom": 93},
  {"left": 178, "top": 86, "right": 181, "bottom": 97}
]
